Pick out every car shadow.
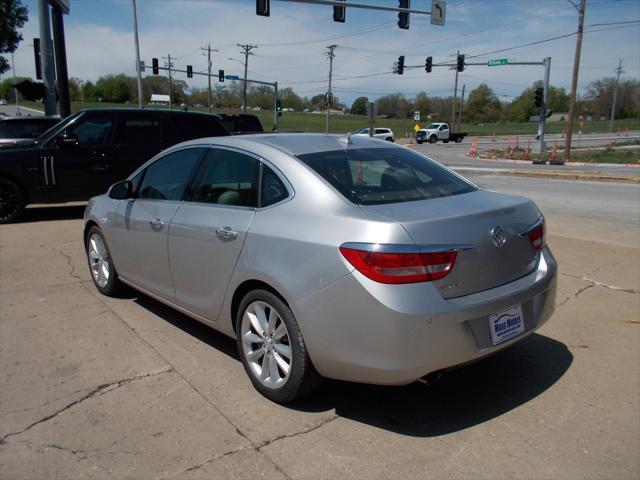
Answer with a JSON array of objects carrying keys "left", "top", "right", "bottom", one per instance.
[
  {"left": 131, "top": 291, "right": 572, "bottom": 437},
  {"left": 18, "top": 204, "right": 86, "bottom": 223}
]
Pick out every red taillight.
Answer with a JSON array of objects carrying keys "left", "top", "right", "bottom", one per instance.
[
  {"left": 339, "top": 246, "right": 457, "bottom": 284},
  {"left": 528, "top": 222, "right": 545, "bottom": 252}
]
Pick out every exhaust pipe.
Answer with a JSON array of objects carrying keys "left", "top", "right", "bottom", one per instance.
[{"left": 417, "top": 370, "right": 443, "bottom": 386}]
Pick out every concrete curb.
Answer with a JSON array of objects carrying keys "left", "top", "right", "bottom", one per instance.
[{"left": 496, "top": 169, "right": 640, "bottom": 183}]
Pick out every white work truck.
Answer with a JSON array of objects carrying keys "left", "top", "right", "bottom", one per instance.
[{"left": 415, "top": 122, "right": 467, "bottom": 144}]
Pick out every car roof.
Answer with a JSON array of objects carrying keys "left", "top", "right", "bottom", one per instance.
[
  {"left": 176, "top": 133, "right": 400, "bottom": 156},
  {"left": 0, "top": 116, "right": 61, "bottom": 123},
  {"left": 75, "top": 108, "right": 220, "bottom": 117}
]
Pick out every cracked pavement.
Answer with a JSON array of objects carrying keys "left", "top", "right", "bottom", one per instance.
[{"left": 1, "top": 175, "right": 639, "bottom": 480}]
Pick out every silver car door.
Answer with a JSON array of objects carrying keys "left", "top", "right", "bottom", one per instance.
[
  {"left": 168, "top": 147, "right": 258, "bottom": 321},
  {"left": 114, "top": 147, "right": 206, "bottom": 299}
]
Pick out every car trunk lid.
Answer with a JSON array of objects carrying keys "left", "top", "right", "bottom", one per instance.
[{"left": 361, "top": 189, "right": 542, "bottom": 298}]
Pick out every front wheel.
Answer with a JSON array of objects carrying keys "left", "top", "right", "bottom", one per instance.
[
  {"left": 86, "top": 226, "right": 122, "bottom": 296},
  {"left": 0, "top": 178, "right": 26, "bottom": 224},
  {"left": 236, "top": 289, "right": 321, "bottom": 403},
  {"left": 455, "top": 137, "right": 463, "bottom": 143},
  {"left": 429, "top": 135, "right": 437, "bottom": 144}
]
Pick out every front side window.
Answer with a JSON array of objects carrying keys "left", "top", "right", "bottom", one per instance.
[
  {"left": 297, "top": 148, "right": 476, "bottom": 205},
  {"left": 191, "top": 149, "right": 259, "bottom": 207},
  {"left": 439, "top": 125, "right": 448, "bottom": 131},
  {"left": 138, "top": 148, "right": 204, "bottom": 201},
  {"left": 66, "top": 114, "right": 115, "bottom": 145}
]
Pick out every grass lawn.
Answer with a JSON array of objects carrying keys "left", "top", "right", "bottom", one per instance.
[{"left": 18, "top": 100, "right": 640, "bottom": 137}]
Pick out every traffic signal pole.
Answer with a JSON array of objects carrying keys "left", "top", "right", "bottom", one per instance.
[
  {"left": 38, "top": 0, "right": 57, "bottom": 116},
  {"left": 451, "top": 50, "right": 459, "bottom": 126},
  {"left": 539, "top": 57, "right": 551, "bottom": 155}
]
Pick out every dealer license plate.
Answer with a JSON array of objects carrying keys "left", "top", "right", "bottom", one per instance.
[{"left": 489, "top": 304, "right": 525, "bottom": 346}]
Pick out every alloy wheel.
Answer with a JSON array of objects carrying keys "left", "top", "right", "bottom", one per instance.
[
  {"left": 241, "top": 300, "right": 292, "bottom": 389},
  {"left": 88, "top": 233, "right": 111, "bottom": 288}
]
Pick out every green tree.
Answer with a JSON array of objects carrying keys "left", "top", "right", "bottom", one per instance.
[
  {"left": 584, "top": 77, "right": 640, "bottom": 118},
  {"left": 464, "top": 84, "right": 501, "bottom": 123},
  {"left": 505, "top": 81, "right": 572, "bottom": 122},
  {"left": 0, "top": 0, "right": 28, "bottom": 75},
  {"left": 350, "top": 96, "right": 369, "bottom": 115},
  {"left": 279, "top": 87, "right": 303, "bottom": 111},
  {"left": 376, "top": 93, "right": 411, "bottom": 118},
  {"left": 412, "top": 92, "right": 431, "bottom": 117}
]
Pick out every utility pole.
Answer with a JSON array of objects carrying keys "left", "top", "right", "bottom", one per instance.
[
  {"left": 451, "top": 50, "right": 460, "bottom": 127},
  {"left": 10, "top": 54, "right": 21, "bottom": 116},
  {"left": 457, "top": 84, "right": 465, "bottom": 128},
  {"left": 238, "top": 44, "right": 257, "bottom": 114},
  {"left": 131, "top": 0, "right": 144, "bottom": 108},
  {"left": 563, "top": 0, "right": 586, "bottom": 162},
  {"left": 163, "top": 53, "right": 175, "bottom": 109},
  {"left": 609, "top": 59, "right": 623, "bottom": 133},
  {"left": 201, "top": 43, "right": 219, "bottom": 113},
  {"left": 325, "top": 44, "right": 337, "bottom": 134},
  {"left": 38, "top": 0, "right": 57, "bottom": 115}
]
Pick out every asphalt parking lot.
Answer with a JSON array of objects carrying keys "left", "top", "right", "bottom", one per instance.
[{"left": 1, "top": 174, "right": 639, "bottom": 479}]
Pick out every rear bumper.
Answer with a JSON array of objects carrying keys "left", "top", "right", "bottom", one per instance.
[{"left": 295, "top": 247, "right": 557, "bottom": 385}]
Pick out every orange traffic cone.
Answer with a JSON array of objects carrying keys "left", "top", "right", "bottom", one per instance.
[{"left": 524, "top": 139, "right": 531, "bottom": 161}]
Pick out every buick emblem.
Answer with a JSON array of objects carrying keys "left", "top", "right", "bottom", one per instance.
[{"left": 491, "top": 226, "right": 507, "bottom": 247}]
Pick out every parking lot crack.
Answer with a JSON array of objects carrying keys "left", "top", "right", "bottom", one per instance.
[
  {"left": 0, "top": 367, "right": 174, "bottom": 444},
  {"left": 49, "top": 245, "right": 82, "bottom": 282},
  {"left": 258, "top": 414, "right": 340, "bottom": 449},
  {"left": 163, "top": 445, "right": 254, "bottom": 478}
]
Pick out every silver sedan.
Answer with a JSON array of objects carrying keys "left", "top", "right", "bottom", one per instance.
[{"left": 83, "top": 134, "right": 557, "bottom": 403}]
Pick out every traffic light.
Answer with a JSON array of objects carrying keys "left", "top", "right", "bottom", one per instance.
[
  {"left": 425, "top": 56, "right": 433, "bottom": 73},
  {"left": 397, "top": 55, "right": 405, "bottom": 75},
  {"left": 276, "top": 99, "right": 282, "bottom": 116},
  {"left": 186, "top": 65, "right": 193, "bottom": 78},
  {"left": 398, "top": 0, "right": 410, "bottom": 29},
  {"left": 218, "top": 69, "right": 225, "bottom": 82},
  {"left": 456, "top": 54, "right": 465, "bottom": 72},
  {"left": 152, "top": 58, "right": 159, "bottom": 75},
  {"left": 333, "top": 0, "right": 346, "bottom": 22},
  {"left": 534, "top": 87, "right": 544, "bottom": 108},
  {"left": 256, "top": 0, "right": 269, "bottom": 16}
]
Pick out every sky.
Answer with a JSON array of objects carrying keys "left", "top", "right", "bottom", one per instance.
[{"left": 4, "top": 0, "right": 640, "bottom": 106}]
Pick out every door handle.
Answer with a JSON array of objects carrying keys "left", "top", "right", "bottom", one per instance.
[
  {"left": 216, "top": 227, "right": 237, "bottom": 240},
  {"left": 150, "top": 218, "right": 164, "bottom": 231}
]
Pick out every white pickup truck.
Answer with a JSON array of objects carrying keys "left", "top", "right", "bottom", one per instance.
[{"left": 415, "top": 122, "right": 467, "bottom": 144}]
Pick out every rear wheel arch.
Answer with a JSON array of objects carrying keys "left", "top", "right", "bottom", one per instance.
[
  {"left": 231, "top": 279, "right": 291, "bottom": 334},
  {"left": 0, "top": 174, "right": 30, "bottom": 204}
]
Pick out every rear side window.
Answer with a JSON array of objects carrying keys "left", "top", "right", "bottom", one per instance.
[
  {"left": 138, "top": 148, "right": 204, "bottom": 201},
  {"left": 67, "top": 114, "right": 115, "bottom": 145},
  {"left": 170, "top": 114, "right": 229, "bottom": 142},
  {"left": 190, "top": 149, "right": 259, "bottom": 207},
  {"left": 115, "top": 113, "right": 161, "bottom": 146},
  {"left": 260, "top": 165, "right": 288, "bottom": 207},
  {"left": 297, "top": 148, "right": 475, "bottom": 205}
]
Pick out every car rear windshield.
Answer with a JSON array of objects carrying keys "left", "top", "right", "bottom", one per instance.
[{"left": 297, "top": 148, "right": 476, "bottom": 205}]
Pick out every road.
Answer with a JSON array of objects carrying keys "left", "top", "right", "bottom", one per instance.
[
  {"left": 409, "top": 141, "right": 640, "bottom": 176},
  {"left": 0, "top": 104, "right": 45, "bottom": 118},
  {"left": 0, "top": 176, "right": 638, "bottom": 479}
]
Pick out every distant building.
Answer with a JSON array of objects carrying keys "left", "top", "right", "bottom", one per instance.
[{"left": 150, "top": 94, "right": 170, "bottom": 106}]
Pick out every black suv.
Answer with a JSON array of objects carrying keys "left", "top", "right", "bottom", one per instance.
[{"left": 0, "top": 109, "right": 229, "bottom": 223}]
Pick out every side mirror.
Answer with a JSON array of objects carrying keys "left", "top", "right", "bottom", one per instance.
[
  {"left": 56, "top": 133, "right": 79, "bottom": 147},
  {"left": 108, "top": 180, "right": 133, "bottom": 200}
]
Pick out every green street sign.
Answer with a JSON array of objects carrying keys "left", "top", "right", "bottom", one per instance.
[{"left": 488, "top": 58, "right": 508, "bottom": 66}]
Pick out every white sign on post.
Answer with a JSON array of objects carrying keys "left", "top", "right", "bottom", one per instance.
[
  {"left": 431, "top": 0, "right": 446, "bottom": 26},
  {"left": 413, "top": 111, "right": 421, "bottom": 122}
]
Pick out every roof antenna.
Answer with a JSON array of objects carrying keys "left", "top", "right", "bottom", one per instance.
[{"left": 339, "top": 131, "right": 353, "bottom": 148}]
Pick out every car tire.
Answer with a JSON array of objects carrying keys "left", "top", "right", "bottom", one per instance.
[
  {"left": 0, "top": 178, "right": 26, "bottom": 224},
  {"left": 86, "top": 226, "right": 122, "bottom": 296},
  {"left": 386, "top": 137, "right": 394, "bottom": 142},
  {"left": 236, "top": 289, "right": 321, "bottom": 403},
  {"left": 455, "top": 137, "right": 463, "bottom": 143},
  {"left": 429, "top": 135, "right": 437, "bottom": 144}
]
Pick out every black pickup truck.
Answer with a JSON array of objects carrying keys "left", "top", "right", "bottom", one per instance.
[{"left": 0, "top": 108, "right": 230, "bottom": 223}]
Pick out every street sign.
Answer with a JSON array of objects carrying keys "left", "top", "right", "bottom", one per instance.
[
  {"left": 414, "top": 124, "right": 421, "bottom": 133},
  {"left": 488, "top": 59, "right": 508, "bottom": 66},
  {"left": 226, "top": 75, "right": 239, "bottom": 80},
  {"left": 431, "top": 0, "right": 446, "bottom": 26},
  {"left": 413, "top": 111, "right": 420, "bottom": 121}
]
